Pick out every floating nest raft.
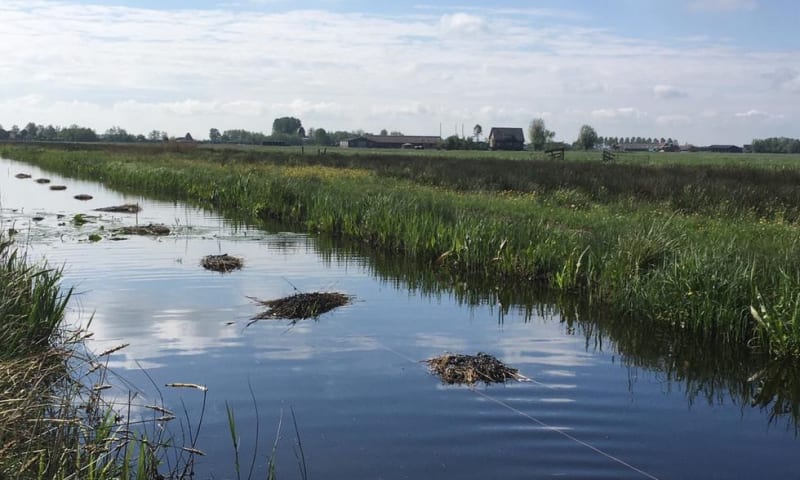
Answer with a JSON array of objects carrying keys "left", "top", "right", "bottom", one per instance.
[
  {"left": 15, "top": 173, "right": 31, "bottom": 179},
  {"left": 250, "top": 292, "right": 350, "bottom": 320},
  {"left": 49, "top": 185, "right": 67, "bottom": 191},
  {"left": 426, "top": 352, "right": 522, "bottom": 385},
  {"left": 201, "top": 254, "right": 243, "bottom": 273},
  {"left": 115, "top": 224, "right": 170, "bottom": 236},
  {"left": 95, "top": 204, "right": 141, "bottom": 213},
  {"left": 74, "top": 194, "right": 93, "bottom": 201}
]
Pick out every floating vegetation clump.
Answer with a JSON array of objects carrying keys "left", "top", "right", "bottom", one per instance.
[
  {"left": 95, "top": 203, "right": 141, "bottom": 213},
  {"left": 49, "top": 185, "right": 67, "bottom": 191},
  {"left": 250, "top": 292, "right": 350, "bottom": 320},
  {"left": 35, "top": 178, "right": 51, "bottom": 184},
  {"left": 115, "top": 224, "right": 170, "bottom": 236},
  {"left": 426, "top": 352, "right": 522, "bottom": 385},
  {"left": 15, "top": 173, "right": 31, "bottom": 179},
  {"left": 201, "top": 254, "right": 243, "bottom": 273},
  {"left": 72, "top": 214, "right": 92, "bottom": 226},
  {"left": 73, "top": 194, "right": 93, "bottom": 201}
]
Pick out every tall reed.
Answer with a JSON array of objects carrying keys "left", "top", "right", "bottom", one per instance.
[
  {"left": 0, "top": 234, "right": 204, "bottom": 479},
  {"left": 0, "top": 236, "right": 71, "bottom": 359}
]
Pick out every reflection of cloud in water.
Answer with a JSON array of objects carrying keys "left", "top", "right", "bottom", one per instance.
[
  {"left": 87, "top": 313, "right": 245, "bottom": 370},
  {"left": 253, "top": 334, "right": 381, "bottom": 361},
  {"left": 494, "top": 329, "right": 596, "bottom": 369},
  {"left": 413, "top": 334, "right": 469, "bottom": 352}
]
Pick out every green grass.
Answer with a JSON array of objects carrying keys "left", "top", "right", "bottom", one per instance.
[
  {"left": 0, "top": 236, "right": 71, "bottom": 359},
  {"left": 5, "top": 144, "right": 800, "bottom": 359}
]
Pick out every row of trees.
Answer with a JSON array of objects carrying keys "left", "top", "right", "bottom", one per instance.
[
  {"left": 0, "top": 122, "right": 100, "bottom": 142},
  {"left": 0, "top": 122, "right": 181, "bottom": 143},
  {"left": 525, "top": 118, "right": 679, "bottom": 151},
  {"left": 601, "top": 136, "right": 679, "bottom": 145},
  {"left": 208, "top": 117, "right": 412, "bottom": 147},
  {"left": 751, "top": 137, "right": 800, "bottom": 154}
]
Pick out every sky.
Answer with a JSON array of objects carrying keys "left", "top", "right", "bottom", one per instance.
[{"left": 0, "top": 0, "right": 798, "bottom": 144}]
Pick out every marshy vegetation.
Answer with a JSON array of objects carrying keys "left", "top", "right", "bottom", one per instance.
[
  {"left": 0, "top": 234, "right": 207, "bottom": 479},
  {"left": 114, "top": 224, "right": 170, "bottom": 236},
  {"left": 4, "top": 144, "right": 800, "bottom": 360},
  {"left": 250, "top": 292, "right": 350, "bottom": 321},
  {"left": 426, "top": 352, "right": 522, "bottom": 385},
  {"left": 202, "top": 253, "right": 244, "bottom": 272},
  {"left": 95, "top": 203, "right": 142, "bottom": 213}
]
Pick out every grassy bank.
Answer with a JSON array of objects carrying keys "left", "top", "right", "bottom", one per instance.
[
  {"left": 4, "top": 144, "right": 800, "bottom": 359},
  {"left": 0, "top": 236, "right": 204, "bottom": 479}
]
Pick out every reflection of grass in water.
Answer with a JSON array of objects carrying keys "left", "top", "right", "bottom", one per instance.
[{"left": 750, "top": 360, "right": 800, "bottom": 433}]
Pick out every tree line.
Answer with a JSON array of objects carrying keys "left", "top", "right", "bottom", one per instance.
[
  {"left": 0, "top": 122, "right": 100, "bottom": 142},
  {"left": 0, "top": 122, "right": 180, "bottom": 143},
  {"left": 207, "top": 117, "right": 400, "bottom": 146},
  {"left": 0, "top": 117, "right": 348, "bottom": 146},
  {"left": 525, "top": 118, "right": 680, "bottom": 152},
  {"left": 751, "top": 137, "right": 800, "bottom": 154}
]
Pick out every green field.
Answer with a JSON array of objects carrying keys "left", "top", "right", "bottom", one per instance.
[{"left": 4, "top": 143, "right": 800, "bottom": 360}]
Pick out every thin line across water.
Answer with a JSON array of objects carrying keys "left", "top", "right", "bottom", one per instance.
[{"left": 348, "top": 333, "right": 662, "bottom": 480}]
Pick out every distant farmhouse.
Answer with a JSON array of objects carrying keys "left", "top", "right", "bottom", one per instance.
[
  {"left": 698, "top": 145, "right": 744, "bottom": 153},
  {"left": 341, "top": 135, "right": 441, "bottom": 149},
  {"left": 488, "top": 127, "right": 524, "bottom": 151}
]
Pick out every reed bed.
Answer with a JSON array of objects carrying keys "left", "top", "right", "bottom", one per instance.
[
  {"left": 5, "top": 145, "right": 800, "bottom": 358},
  {"left": 0, "top": 236, "right": 70, "bottom": 359},
  {"left": 0, "top": 235, "right": 205, "bottom": 479}
]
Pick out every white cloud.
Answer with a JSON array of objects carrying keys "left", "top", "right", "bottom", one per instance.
[
  {"left": 564, "top": 81, "right": 607, "bottom": 95},
  {"left": 763, "top": 68, "right": 800, "bottom": 93},
  {"left": 656, "top": 114, "right": 692, "bottom": 126},
  {"left": 415, "top": 4, "right": 586, "bottom": 22},
  {"left": 591, "top": 107, "right": 647, "bottom": 119},
  {"left": 439, "top": 12, "right": 486, "bottom": 35},
  {"left": 734, "top": 109, "right": 784, "bottom": 120},
  {"left": 653, "top": 85, "right": 689, "bottom": 99},
  {"left": 688, "top": 0, "right": 758, "bottom": 12}
]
